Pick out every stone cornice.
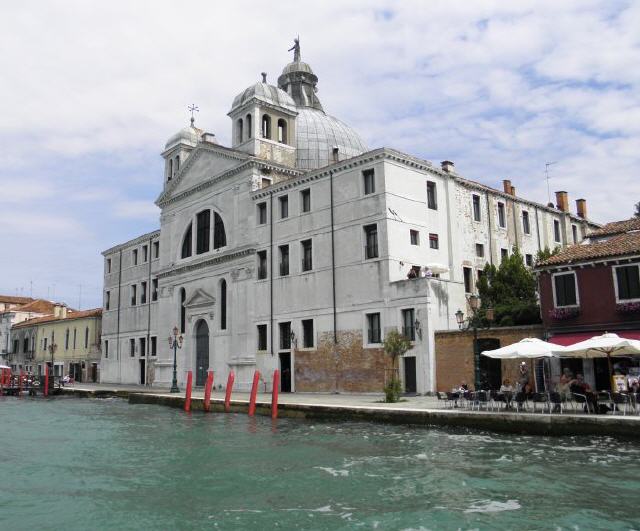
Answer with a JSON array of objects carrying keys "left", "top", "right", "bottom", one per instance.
[
  {"left": 157, "top": 246, "right": 256, "bottom": 279},
  {"left": 102, "top": 230, "right": 160, "bottom": 256},
  {"left": 534, "top": 254, "right": 640, "bottom": 274}
]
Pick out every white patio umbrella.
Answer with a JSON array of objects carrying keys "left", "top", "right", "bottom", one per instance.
[
  {"left": 556, "top": 332, "right": 640, "bottom": 359},
  {"left": 481, "top": 338, "right": 564, "bottom": 359}
]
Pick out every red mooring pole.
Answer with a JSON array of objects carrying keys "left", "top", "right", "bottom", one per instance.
[
  {"left": 184, "top": 371, "right": 193, "bottom": 412},
  {"left": 18, "top": 369, "right": 23, "bottom": 396},
  {"left": 248, "top": 370, "right": 260, "bottom": 416},
  {"left": 44, "top": 366, "right": 49, "bottom": 397},
  {"left": 224, "top": 371, "right": 235, "bottom": 412},
  {"left": 204, "top": 370, "right": 214, "bottom": 412},
  {"left": 271, "top": 369, "right": 280, "bottom": 420}
]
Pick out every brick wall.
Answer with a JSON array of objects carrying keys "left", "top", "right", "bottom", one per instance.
[
  {"left": 295, "top": 331, "right": 388, "bottom": 392},
  {"left": 435, "top": 325, "right": 544, "bottom": 392}
]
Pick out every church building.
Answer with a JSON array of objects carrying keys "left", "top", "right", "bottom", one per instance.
[{"left": 100, "top": 42, "right": 598, "bottom": 393}]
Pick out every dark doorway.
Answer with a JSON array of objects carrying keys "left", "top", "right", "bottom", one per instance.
[
  {"left": 594, "top": 358, "right": 611, "bottom": 390},
  {"left": 477, "top": 338, "right": 501, "bottom": 390},
  {"left": 560, "top": 358, "right": 584, "bottom": 379},
  {"left": 279, "top": 352, "right": 292, "bottom": 392},
  {"left": 70, "top": 363, "right": 82, "bottom": 382},
  {"left": 403, "top": 357, "right": 417, "bottom": 393},
  {"left": 195, "top": 320, "right": 210, "bottom": 386},
  {"left": 139, "top": 359, "right": 146, "bottom": 385},
  {"left": 91, "top": 363, "right": 98, "bottom": 383}
]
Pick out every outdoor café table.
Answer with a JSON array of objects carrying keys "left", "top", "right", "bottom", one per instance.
[{"left": 498, "top": 391, "right": 513, "bottom": 409}]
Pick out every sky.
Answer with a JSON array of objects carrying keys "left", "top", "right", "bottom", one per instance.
[{"left": 1, "top": 0, "right": 639, "bottom": 309}]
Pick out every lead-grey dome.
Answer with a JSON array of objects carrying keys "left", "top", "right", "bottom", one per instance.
[
  {"left": 295, "top": 108, "right": 368, "bottom": 170},
  {"left": 165, "top": 124, "right": 204, "bottom": 150},
  {"left": 230, "top": 82, "right": 296, "bottom": 114}
]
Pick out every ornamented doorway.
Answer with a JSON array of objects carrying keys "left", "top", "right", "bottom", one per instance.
[{"left": 195, "top": 320, "right": 210, "bottom": 386}]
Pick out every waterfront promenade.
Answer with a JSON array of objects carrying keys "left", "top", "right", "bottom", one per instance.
[{"left": 57, "top": 383, "right": 640, "bottom": 438}]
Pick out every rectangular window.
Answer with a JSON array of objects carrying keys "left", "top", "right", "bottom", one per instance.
[
  {"left": 501, "top": 248, "right": 508, "bottom": 261},
  {"left": 257, "top": 202, "right": 267, "bottom": 225},
  {"left": 401, "top": 308, "right": 415, "bottom": 341},
  {"left": 463, "top": 267, "right": 473, "bottom": 294},
  {"left": 152, "top": 279, "right": 158, "bottom": 302},
  {"left": 105, "top": 291, "right": 110, "bottom": 311},
  {"left": 300, "top": 189, "right": 311, "bottom": 213},
  {"left": 279, "top": 245, "right": 289, "bottom": 276},
  {"left": 153, "top": 241, "right": 159, "bottom": 259},
  {"left": 279, "top": 195, "right": 289, "bottom": 219},
  {"left": 522, "top": 211, "right": 530, "bottom": 234},
  {"left": 73, "top": 329, "right": 77, "bottom": 349},
  {"left": 131, "top": 284, "right": 137, "bottom": 306},
  {"left": 475, "top": 243, "right": 484, "bottom": 258},
  {"left": 142, "top": 245, "right": 148, "bottom": 262},
  {"left": 366, "top": 313, "right": 381, "bottom": 344},
  {"left": 44, "top": 337, "right": 48, "bottom": 351},
  {"left": 572, "top": 224, "right": 578, "bottom": 244},
  {"left": 85, "top": 328, "right": 89, "bottom": 348},
  {"left": 106, "top": 258, "right": 112, "bottom": 273},
  {"left": 139, "top": 337, "right": 146, "bottom": 357},
  {"left": 104, "top": 340, "right": 109, "bottom": 359},
  {"left": 427, "top": 181, "right": 437, "bottom": 210},
  {"left": 129, "top": 338, "right": 135, "bottom": 357},
  {"left": 279, "top": 322, "right": 291, "bottom": 350},
  {"left": 429, "top": 233, "right": 439, "bottom": 249},
  {"left": 363, "top": 169, "right": 375, "bottom": 195},
  {"left": 410, "top": 230, "right": 420, "bottom": 246},
  {"left": 132, "top": 249, "right": 138, "bottom": 266},
  {"left": 257, "top": 250, "right": 268, "bottom": 280},
  {"left": 196, "top": 210, "right": 211, "bottom": 254},
  {"left": 151, "top": 336, "right": 157, "bottom": 357},
  {"left": 615, "top": 265, "right": 640, "bottom": 301},
  {"left": 554, "top": 272, "right": 577, "bottom": 307},
  {"left": 525, "top": 254, "right": 533, "bottom": 267},
  {"left": 301, "top": 239, "right": 313, "bottom": 271},
  {"left": 497, "top": 202, "right": 506, "bottom": 228},
  {"left": 553, "top": 219, "right": 561, "bottom": 243},
  {"left": 302, "top": 319, "right": 314, "bottom": 348},
  {"left": 140, "top": 281, "right": 147, "bottom": 304},
  {"left": 364, "top": 224, "right": 379, "bottom": 259},
  {"left": 472, "top": 194, "right": 481, "bottom": 222},
  {"left": 257, "top": 324, "right": 268, "bottom": 351}
]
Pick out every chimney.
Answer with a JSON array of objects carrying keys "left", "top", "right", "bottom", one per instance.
[
  {"left": 53, "top": 304, "right": 61, "bottom": 318},
  {"left": 576, "top": 198, "right": 587, "bottom": 219},
  {"left": 555, "top": 191, "right": 569, "bottom": 212},
  {"left": 510, "top": 185, "right": 516, "bottom": 197},
  {"left": 441, "top": 160, "right": 455, "bottom": 173},
  {"left": 503, "top": 179, "right": 512, "bottom": 194},
  {"left": 60, "top": 305, "right": 68, "bottom": 319}
]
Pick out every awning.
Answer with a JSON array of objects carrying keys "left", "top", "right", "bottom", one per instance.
[{"left": 549, "top": 331, "right": 640, "bottom": 346}]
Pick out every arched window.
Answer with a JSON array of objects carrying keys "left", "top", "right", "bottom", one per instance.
[
  {"left": 168, "top": 159, "right": 173, "bottom": 181},
  {"left": 262, "top": 114, "right": 271, "bottom": 139},
  {"left": 213, "top": 212, "right": 226, "bottom": 249},
  {"left": 246, "top": 114, "right": 252, "bottom": 139},
  {"left": 181, "top": 223, "right": 192, "bottom": 259},
  {"left": 236, "top": 118, "right": 244, "bottom": 143},
  {"left": 84, "top": 327, "right": 89, "bottom": 348},
  {"left": 180, "top": 288, "right": 186, "bottom": 334},
  {"left": 65, "top": 329, "right": 70, "bottom": 350},
  {"left": 220, "top": 279, "right": 227, "bottom": 330},
  {"left": 277, "top": 119, "right": 287, "bottom": 144},
  {"left": 175, "top": 155, "right": 180, "bottom": 172},
  {"left": 196, "top": 210, "right": 211, "bottom": 254}
]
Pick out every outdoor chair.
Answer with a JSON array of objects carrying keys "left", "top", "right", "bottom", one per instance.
[
  {"left": 597, "top": 391, "right": 612, "bottom": 412},
  {"left": 531, "top": 392, "right": 550, "bottom": 413},
  {"left": 611, "top": 393, "right": 632, "bottom": 416},
  {"left": 489, "top": 390, "right": 505, "bottom": 411},
  {"left": 437, "top": 392, "right": 454, "bottom": 408},
  {"left": 471, "top": 391, "right": 489, "bottom": 411},
  {"left": 571, "top": 392, "right": 594, "bottom": 414},
  {"left": 513, "top": 392, "right": 528, "bottom": 412},
  {"left": 548, "top": 392, "right": 565, "bottom": 414}
]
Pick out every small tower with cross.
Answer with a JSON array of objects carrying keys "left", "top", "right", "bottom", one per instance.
[{"left": 161, "top": 105, "right": 205, "bottom": 185}]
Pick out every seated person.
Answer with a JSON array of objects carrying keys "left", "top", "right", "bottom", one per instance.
[
  {"left": 499, "top": 379, "right": 514, "bottom": 393},
  {"left": 455, "top": 381, "right": 471, "bottom": 399},
  {"left": 570, "top": 373, "right": 597, "bottom": 411}
]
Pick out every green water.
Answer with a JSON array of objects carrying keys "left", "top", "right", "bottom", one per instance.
[{"left": 1, "top": 398, "right": 639, "bottom": 530}]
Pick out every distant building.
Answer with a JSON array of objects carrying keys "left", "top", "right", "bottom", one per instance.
[
  {"left": 100, "top": 43, "right": 598, "bottom": 393},
  {"left": 536, "top": 217, "right": 640, "bottom": 389},
  {"left": 12, "top": 306, "right": 102, "bottom": 381},
  {"left": 0, "top": 297, "right": 58, "bottom": 367}
]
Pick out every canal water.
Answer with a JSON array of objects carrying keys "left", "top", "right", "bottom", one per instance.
[{"left": 1, "top": 398, "right": 639, "bottom": 530}]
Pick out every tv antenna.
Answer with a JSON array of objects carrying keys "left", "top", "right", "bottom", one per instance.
[{"left": 545, "top": 162, "right": 557, "bottom": 204}]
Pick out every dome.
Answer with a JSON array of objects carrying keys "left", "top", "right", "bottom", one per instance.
[
  {"left": 295, "top": 108, "right": 368, "bottom": 170},
  {"left": 230, "top": 82, "right": 296, "bottom": 114},
  {"left": 165, "top": 124, "right": 203, "bottom": 150},
  {"left": 281, "top": 61, "right": 316, "bottom": 77}
]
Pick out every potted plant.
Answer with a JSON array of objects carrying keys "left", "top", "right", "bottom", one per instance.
[{"left": 382, "top": 330, "right": 413, "bottom": 403}]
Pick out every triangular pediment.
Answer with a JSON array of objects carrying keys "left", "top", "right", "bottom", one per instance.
[{"left": 184, "top": 288, "right": 216, "bottom": 309}]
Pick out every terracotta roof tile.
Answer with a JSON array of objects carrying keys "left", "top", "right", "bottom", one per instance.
[
  {"left": 588, "top": 216, "right": 640, "bottom": 237},
  {"left": 536, "top": 231, "right": 640, "bottom": 267},
  {"left": 13, "top": 308, "right": 102, "bottom": 328},
  {"left": 0, "top": 295, "right": 34, "bottom": 305},
  {"left": 11, "top": 299, "right": 57, "bottom": 315}
]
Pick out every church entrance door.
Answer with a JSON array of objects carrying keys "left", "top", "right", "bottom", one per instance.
[{"left": 195, "top": 320, "right": 210, "bottom": 386}]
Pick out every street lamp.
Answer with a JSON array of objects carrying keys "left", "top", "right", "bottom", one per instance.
[
  {"left": 454, "top": 295, "right": 494, "bottom": 391},
  {"left": 168, "top": 326, "right": 183, "bottom": 393},
  {"left": 48, "top": 343, "right": 57, "bottom": 386}
]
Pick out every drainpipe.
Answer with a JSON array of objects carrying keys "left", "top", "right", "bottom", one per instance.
[
  {"left": 116, "top": 249, "right": 122, "bottom": 383},
  {"left": 534, "top": 206, "right": 541, "bottom": 252},
  {"left": 512, "top": 199, "right": 519, "bottom": 250},
  {"left": 146, "top": 237, "right": 153, "bottom": 386},
  {"left": 485, "top": 193, "right": 493, "bottom": 265},
  {"left": 269, "top": 191, "right": 274, "bottom": 357},
  {"left": 330, "top": 169, "right": 339, "bottom": 393}
]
